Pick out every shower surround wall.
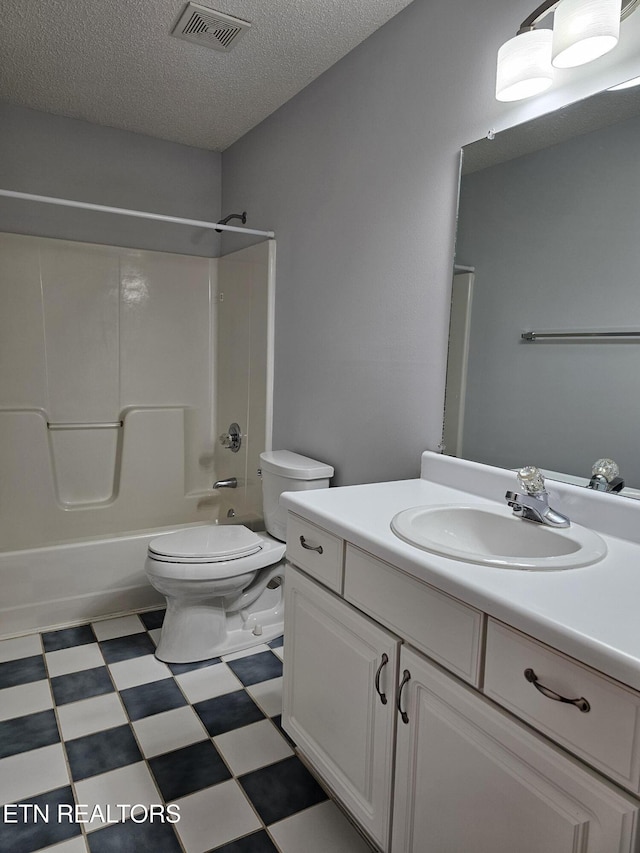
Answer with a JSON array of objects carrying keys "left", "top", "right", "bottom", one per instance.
[
  {"left": 0, "top": 233, "right": 274, "bottom": 636},
  {"left": 214, "top": 241, "right": 275, "bottom": 527},
  {"left": 0, "top": 230, "right": 216, "bottom": 551}
]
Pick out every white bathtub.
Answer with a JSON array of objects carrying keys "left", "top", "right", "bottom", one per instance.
[{"left": 0, "top": 523, "right": 208, "bottom": 639}]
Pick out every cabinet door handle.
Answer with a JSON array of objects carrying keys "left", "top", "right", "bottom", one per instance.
[
  {"left": 299, "top": 535, "right": 323, "bottom": 554},
  {"left": 374, "top": 654, "right": 389, "bottom": 705},
  {"left": 397, "top": 669, "right": 411, "bottom": 724},
  {"left": 524, "top": 668, "right": 590, "bottom": 713}
]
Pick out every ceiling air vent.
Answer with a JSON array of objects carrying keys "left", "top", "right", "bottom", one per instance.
[{"left": 171, "top": 3, "right": 251, "bottom": 52}]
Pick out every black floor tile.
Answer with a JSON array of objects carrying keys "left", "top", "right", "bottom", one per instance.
[
  {"left": 42, "top": 624, "right": 96, "bottom": 652},
  {"left": 139, "top": 609, "right": 166, "bottom": 631},
  {"left": 268, "top": 635, "right": 284, "bottom": 649},
  {"left": 120, "top": 677, "right": 187, "bottom": 720},
  {"left": 226, "top": 652, "right": 283, "bottom": 687},
  {"left": 66, "top": 724, "right": 142, "bottom": 781},
  {"left": 0, "top": 785, "right": 80, "bottom": 853},
  {"left": 0, "top": 655, "right": 46, "bottom": 689},
  {"left": 51, "top": 665, "right": 114, "bottom": 706},
  {"left": 168, "top": 656, "right": 222, "bottom": 675},
  {"left": 0, "top": 709, "right": 60, "bottom": 759},
  {"left": 194, "top": 690, "right": 266, "bottom": 737},
  {"left": 210, "top": 829, "right": 279, "bottom": 852},
  {"left": 99, "top": 633, "right": 156, "bottom": 663},
  {"left": 239, "top": 755, "right": 327, "bottom": 825},
  {"left": 88, "top": 816, "right": 182, "bottom": 853},
  {"left": 149, "top": 740, "right": 231, "bottom": 801}
]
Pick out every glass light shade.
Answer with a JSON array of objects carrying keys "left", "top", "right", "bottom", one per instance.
[
  {"left": 496, "top": 29, "right": 554, "bottom": 102},
  {"left": 552, "top": 0, "right": 621, "bottom": 68}
]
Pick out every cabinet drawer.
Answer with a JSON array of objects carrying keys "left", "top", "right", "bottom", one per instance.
[
  {"left": 286, "top": 513, "right": 344, "bottom": 592},
  {"left": 484, "top": 619, "right": 640, "bottom": 793},
  {"left": 344, "top": 544, "right": 483, "bottom": 686}
]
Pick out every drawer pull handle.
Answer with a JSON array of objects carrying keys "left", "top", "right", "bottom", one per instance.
[
  {"left": 299, "top": 535, "right": 323, "bottom": 554},
  {"left": 524, "top": 668, "right": 590, "bottom": 713},
  {"left": 374, "top": 654, "right": 389, "bottom": 705},
  {"left": 397, "top": 669, "right": 411, "bottom": 724}
]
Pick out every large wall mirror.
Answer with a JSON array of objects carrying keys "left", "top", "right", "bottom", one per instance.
[{"left": 445, "top": 85, "right": 640, "bottom": 492}]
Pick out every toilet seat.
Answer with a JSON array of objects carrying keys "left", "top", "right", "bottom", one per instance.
[
  {"left": 148, "top": 525, "right": 262, "bottom": 564},
  {"left": 146, "top": 528, "right": 286, "bottom": 582}
]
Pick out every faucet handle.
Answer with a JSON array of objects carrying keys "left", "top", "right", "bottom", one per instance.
[
  {"left": 517, "top": 466, "right": 546, "bottom": 496},
  {"left": 591, "top": 458, "right": 619, "bottom": 482}
]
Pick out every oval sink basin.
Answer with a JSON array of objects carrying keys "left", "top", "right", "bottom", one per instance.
[{"left": 390, "top": 504, "right": 607, "bottom": 570}]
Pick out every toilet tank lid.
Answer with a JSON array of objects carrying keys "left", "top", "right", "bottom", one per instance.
[{"left": 259, "top": 450, "right": 334, "bottom": 480}]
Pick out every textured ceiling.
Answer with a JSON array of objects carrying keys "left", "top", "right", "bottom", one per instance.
[{"left": 0, "top": 0, "right": 415, "bottom": 151}]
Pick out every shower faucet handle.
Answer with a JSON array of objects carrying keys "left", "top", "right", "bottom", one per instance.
[{"left": 219, "top": 423, "right": 242, "bottom": 453}]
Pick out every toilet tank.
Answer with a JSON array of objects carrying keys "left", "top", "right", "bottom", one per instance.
[{"left": 259, "top": 450, "right": 334, "bottom": 542}]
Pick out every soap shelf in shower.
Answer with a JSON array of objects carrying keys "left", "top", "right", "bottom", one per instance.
[{"left": 47, "top": 421, "right": 123, "bottom": 430}]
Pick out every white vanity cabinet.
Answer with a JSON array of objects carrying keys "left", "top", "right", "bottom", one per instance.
[
  {"left": 392, "top": 645, "right": 639, "bottom": 853},
  {"left": 283, "top": 564, "right": 399, "bottom": 849},
  {"left": 282, "top": 511, "right": 640, "bottom": 853}
]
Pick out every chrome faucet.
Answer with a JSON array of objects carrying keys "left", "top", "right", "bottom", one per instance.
[
  {"left": 213, "top": 477, "right": 237, "bottom": 489},
  {"left": 587, "top": 458, "right": 624, "bottom": 493},
  {"left": 505, "top": 466, "right": 570, "bottom": 528}
]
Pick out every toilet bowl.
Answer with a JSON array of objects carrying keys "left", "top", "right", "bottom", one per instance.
[{"left": 145, "top": 450, "right": 333, "bottom": 663}]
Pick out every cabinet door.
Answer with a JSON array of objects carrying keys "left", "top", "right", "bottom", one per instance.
[
  {"left": 283, "top": 565, "right": 399, "bottom": 850},
  {"left": 392, "top": 647, "right": 639, "bottom": 853}
]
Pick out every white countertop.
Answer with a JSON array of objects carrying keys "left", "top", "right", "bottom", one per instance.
[{"left": 281, "top": 452, "right": 640, "bottom": 692}]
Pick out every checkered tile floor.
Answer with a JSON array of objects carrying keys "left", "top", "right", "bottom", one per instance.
[{"left": 0, "top": 610, "right": 373, "bottom": 853}]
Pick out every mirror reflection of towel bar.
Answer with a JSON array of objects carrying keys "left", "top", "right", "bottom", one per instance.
[
  {"left": 522, "top": 331, "right": 640, "bottom": 342},
  {"left": 47, "top": 422, "right": 123, "bottom": 430}
]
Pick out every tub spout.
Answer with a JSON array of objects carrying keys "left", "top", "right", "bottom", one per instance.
[{"left": 213, "top": 477, "right": 237, "bottom": 489}]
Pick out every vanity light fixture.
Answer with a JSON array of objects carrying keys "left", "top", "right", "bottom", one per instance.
[{"left": 496, "top": 0, "right": 640, "bottom": 102}]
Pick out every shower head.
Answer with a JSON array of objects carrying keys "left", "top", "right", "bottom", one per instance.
[{"left": 215, "top": 211, "right": 247, "bottom": 233}]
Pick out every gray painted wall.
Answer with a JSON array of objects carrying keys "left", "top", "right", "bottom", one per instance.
[
  {"left": 221, "top": 0, "right": 640, "bottom": 486},
  {"left": 0, "top": 103, "right": 222, "bottom": 256},
  {"left": 456, "top": 114, "right": 640, "bottom": 486}
]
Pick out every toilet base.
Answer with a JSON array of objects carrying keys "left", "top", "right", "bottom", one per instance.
[{"left": 154, "top": 593, "right": 284, "bottom": 663}]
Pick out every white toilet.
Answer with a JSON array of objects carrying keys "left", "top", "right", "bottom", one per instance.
[{"left": 145, "top": 450, "right": 333, "bottom": 662}]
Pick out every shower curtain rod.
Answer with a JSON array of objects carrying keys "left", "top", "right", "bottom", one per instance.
[{"left": 0, "top": 189, "right": 275, "bottom": 238}]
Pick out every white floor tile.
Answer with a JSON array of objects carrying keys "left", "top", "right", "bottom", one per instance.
[
  {"left": 213, "top": 719, "right": 293, "bottom": 776},
  {"left": 0, "top": 633, "right": 42, "bottom": 662},
  {"left": 108, "top": 654, "right": 171, "bottom": 691},
  {"left": 74, "top": 761, "right": 161, "bottom": 832},
  {"left": 271, "top": 646, "right": 284, "bottom": 661},
  {"left": 175, "top": 662, "right": 242, "bottom": 704},
  {"left": 0, "top": 743, "right": 69, "bottom": 804},
  {"left": 269, "top": 800, "right": 373, "bottom": 853},
  {"left": 45, "top": 644, "right": 104, "bottom": 678},
  {"left": 57, "top": 692, "right": 128, "bottom": 741},
  {"left": 221, "top": 644, "right": 272, "bottom": 662},
  {"left": 0, "top": 679, "right": 53, "bottom": 722},
  {"left": 148, "top": 628, "right": 162, "bottom": 646},
  {"left": 246, "top": 677, "right": 283, "bottom": 718},
  {"left": 132, "top": 706, "right": 208, "bottom": 758},
  {"left": 91, "top": 615, "right": 145, "bottom": 641},
  {"left": 174, "top": 780, "right": 261, "bottom": 853}
]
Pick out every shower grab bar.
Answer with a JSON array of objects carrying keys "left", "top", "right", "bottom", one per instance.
[
  {"left": 522, "top": 330, "right": 640, "bottom": 342},
  {"left": 47, "top": 421, "right": 123, "bottom": 430},
  {"left": 0, "top": 189, "right": 275, "bottom": 238}
]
